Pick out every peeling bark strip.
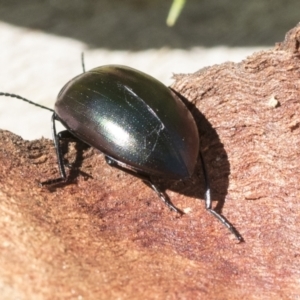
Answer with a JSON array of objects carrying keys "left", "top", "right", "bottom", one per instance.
[{"left": 1, "top": 25, "right": 300, "bottom": 299}]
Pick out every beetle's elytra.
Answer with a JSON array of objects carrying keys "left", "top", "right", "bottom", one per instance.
[
  {"left": 56, "top": 65, "right": 199, "bottom": 179},
  {"left": 0, "top": 64, "right": 242, "bottom": 241}
]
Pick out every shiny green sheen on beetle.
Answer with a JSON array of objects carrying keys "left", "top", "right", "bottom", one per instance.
[{"left": 0, "top": 64, "right": 242, "bottom": 241}]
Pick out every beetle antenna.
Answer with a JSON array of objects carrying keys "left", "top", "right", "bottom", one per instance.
[
  {"left": 0, "top": 92, "right": 54, "bottom": 112},
  {"left": 81, "top": 52, "right": 86, "bottom": 73}
]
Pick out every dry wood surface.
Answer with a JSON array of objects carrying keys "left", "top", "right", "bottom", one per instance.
[{"left": 1, "top": 25, "right": 300, "bottom": 299}]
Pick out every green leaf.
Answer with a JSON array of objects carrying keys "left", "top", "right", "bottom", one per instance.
[{"left": 166, "top": 0, "right": 186, "bottom": 27}]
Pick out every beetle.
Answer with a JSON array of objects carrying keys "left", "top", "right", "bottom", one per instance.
[{"left": 0, "top": 64, "right": 242, "bottom": 241}]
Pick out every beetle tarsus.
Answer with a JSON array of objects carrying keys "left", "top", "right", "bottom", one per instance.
[
  {"left": 207, "top": 208, "right": 243, "bottom": 241},
  {"left": 40, "top": 177, "right": 67, "bottom": 186}
]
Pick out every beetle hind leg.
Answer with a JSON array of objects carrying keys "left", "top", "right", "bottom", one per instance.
[
  {"left": 199, "top": 152, "right": 243, "bottom": 241},
  {"left": 204, "top": 184, "right": 243, "bottom": 241}
]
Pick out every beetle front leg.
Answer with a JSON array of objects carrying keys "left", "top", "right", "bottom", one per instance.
[
  {"left": 105, "top": 156, "right": 184, "bottom": 215},
  {"left": 40, "top": 113, "right": 68, "bottom": 185}
]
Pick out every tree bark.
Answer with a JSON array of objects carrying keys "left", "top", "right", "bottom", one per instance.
[{"left": 1, "top": 25, "right": 300, "bottom": 299}]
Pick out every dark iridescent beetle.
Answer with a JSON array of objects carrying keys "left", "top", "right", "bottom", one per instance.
[{"left": 0, "top": 63, "right": 242, "bottom": 241}]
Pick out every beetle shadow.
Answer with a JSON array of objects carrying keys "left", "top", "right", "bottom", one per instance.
[
  {"left": 64, "top": 140, "right": 93, "bottom": 182},
  {"left": 45, "top": 136, "right": 92, "bottom": 190},
  {"left": 153, "top": 91, "right": 230, "bottom": 214},
  {"left": 62, "top": 135, "right": 95, "bottom": 181}
]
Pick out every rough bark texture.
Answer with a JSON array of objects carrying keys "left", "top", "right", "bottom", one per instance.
[{"left": 1, "top": 25, "right": 300, "bottom": 299}]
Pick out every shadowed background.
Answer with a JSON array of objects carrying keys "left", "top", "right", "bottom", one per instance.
[{"left": 1, "top": 0, "right": 299, "bottom": 139}]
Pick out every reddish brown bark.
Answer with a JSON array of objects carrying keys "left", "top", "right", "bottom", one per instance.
[{"left": 1, "top": 25, "right": 300, "bottom": 299}]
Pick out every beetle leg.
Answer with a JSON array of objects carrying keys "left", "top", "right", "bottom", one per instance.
[
  {"left": 143, "top": 178, "right": 184, "bottom": 215},
  {"left": 40, "top": 113, "right": 68, "bottom": 185},
  {"left": 199, "top": 152, "right": 243, "bottom": 241},
  {"left": 104, "top": 156, "right": 184, "bottom": 215}
]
